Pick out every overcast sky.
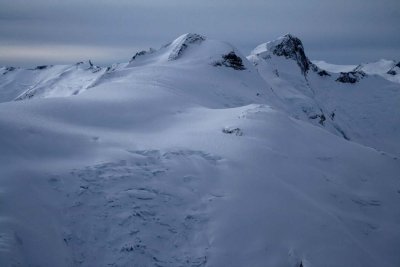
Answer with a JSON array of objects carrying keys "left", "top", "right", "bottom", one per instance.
[{"left": 0, "top": 0, "right": 399, "bottom": 67}]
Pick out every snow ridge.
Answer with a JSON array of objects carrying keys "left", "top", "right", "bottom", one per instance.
[
  {"left": 129, "top": 48, "right": 156, "bottom": 62},
  {"left": 168, "top": 33, "right": 206, "bottom": 60}
]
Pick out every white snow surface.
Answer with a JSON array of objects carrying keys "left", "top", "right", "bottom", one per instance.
[
  {"left": 0, "top": 61, "right": 105, "bottom": 102},
  {"left": 312, "top": 60, "right": 358, "bottom": 73},
  {"left": 313, "top": 59, "right": 400, "bottom": 84},
  {"left": 1, "top": 34, "right": 400, "bottom": 267}
]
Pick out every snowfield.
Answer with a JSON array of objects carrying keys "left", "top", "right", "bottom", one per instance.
[
  {"left": 0, "top": 33, "right": 399, "bottom": 267},
  {"left": 313, "top": 59, "right": 400, "bottom": 84}
]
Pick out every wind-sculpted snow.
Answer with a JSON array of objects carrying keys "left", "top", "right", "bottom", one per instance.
[
  {"left": 129, "top": 48, "right": 156, "bottom": 62},
  {"left": 0, "top": 61, "right": 105, "bottom": 102},
  {"left": 48, "top": 149, "right": 221, "bottom": 266},
  {"left": 0, "top": 33, "right": 400, "bottom": 267},
  {"left": 168, "top": 33, "right": 206, "bottom": 60}
]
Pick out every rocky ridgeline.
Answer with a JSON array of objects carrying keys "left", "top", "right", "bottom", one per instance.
[
  {"left": 270, "top": 34, "right": 312, "bottom": 74},
  {"left": 336, "top": 71, "right": 366, "bottom": 84},
  {"left": 251, "top": 34, "right": 328, "bottom": 76}
]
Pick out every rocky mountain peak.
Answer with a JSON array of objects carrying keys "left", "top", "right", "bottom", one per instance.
[
  {"left": 251, "top": 34, "right": 313, "bottom": 75},
  {"left": 270, "top": 34, "right": 311, "bottom": 74}
]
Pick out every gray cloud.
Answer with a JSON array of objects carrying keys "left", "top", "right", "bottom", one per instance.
[{"left": 0, "top": 0, "right": 399, "bottom": 66}]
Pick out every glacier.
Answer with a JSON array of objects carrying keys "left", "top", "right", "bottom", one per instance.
[{"left": 0, "top": 33, "right": 399, "bottom": 267}]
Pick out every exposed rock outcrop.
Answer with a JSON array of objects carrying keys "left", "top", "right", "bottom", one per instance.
[
  {"left": 336, "top": 71, "right": 366, "bottom": 84},
  {"left": 213, "top": 51, "right": 246, "bottom": 70}
]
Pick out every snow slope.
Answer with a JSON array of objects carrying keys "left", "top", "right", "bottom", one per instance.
[
  {"left": 249, "top": 34, "right": 400, "bottom": 156},
  {"left": 313, "top": 59, "right": 400, "bottom": 84},
  {"left": 0, "top": 33, "right": 399, "bottom": 267},
  {"left": 312, "top": 60, "right": 358, "bottom": 73},
  {"left": 0, "top": 61, "right": 105, "bottom": 102}
]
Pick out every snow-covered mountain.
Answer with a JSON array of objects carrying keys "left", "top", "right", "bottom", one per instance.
[
  {"left": 248, "top": 34, "right": 400, "bottom": 155},
  {"left": 0, "top": 61, "right": 105, "bottom": 102},
  {"left": 0, "top": 33, "right": 399, "bottom": 267},
  {"left": 313, "top": 59, "right": 400, "bottom": 84}
]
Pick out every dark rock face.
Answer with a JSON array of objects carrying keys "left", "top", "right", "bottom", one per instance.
[
  {"left": 317, "top": 70, "right": 331, "bottom": 77},
  {"left": 387, "top": 62, "right": 399, "bottom": 75},
  {"left": 131, "top": 51, "right": 147, "bottom": 61},
  {"left": 336, "top": 71, "right": 366, "bottom": 84},
  {"left": 35, "top": 65, "right": 50, "bottom": 70},
  {"left": 213, "top": 51, "right": 246, "bottom": 70},
  {"left": 302, "top": 106, "right": 327, "bottom": 126},
  {"left": 222, "top": 127, "right": 243, "bottom": 136},
  {"left": 85, "top": 60, "right": 102, "bottom": 73},
  {"left": 106, "top": 64, "right": 118, "bottom": 73},
  {"left": 271, "top": 34, "right": 311, "bottom": 75},
  {"left": 2, "top": 67, "right": 16, "bottom": 75},
  {"left": 130, "top": 48, "right": 156, "bottom": 62},
  {"left": 27, "top": 65, "right": 52, "bottom": 71},
  {"left": 308, "top": 113, "right": 326, "bottom": 125},
  {"left": 90, "top": 66, "right": 102, "bottom": 73}
]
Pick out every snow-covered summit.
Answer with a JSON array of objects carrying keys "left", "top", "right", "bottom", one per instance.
[
  {"left": 167, "top": 33, "right": 206, "bottom": 60},
  {"left": 251, "top": 34, "right": 314, "bottom": 75},
  {"left": 127, "top": 33, "right": 251, "bottom": 72},
  {"left": 248, "top": 35, "right": 400, "bottom": 154},
  {"left": 129, "top": 33, "right": 207, "bottom": 64}
]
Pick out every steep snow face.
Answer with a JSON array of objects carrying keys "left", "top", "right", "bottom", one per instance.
[
  {"left": 167, "top": 33, "right": 206, "bottom": 60},
  {"left": 126, "top": 33, "right": 207, "bottom": 66},
  {"left": 0, "top": 61, "right": 105, "bottom": 102},
  {"left": 248, "top": 36, "right": 342, "bottom": 138}
]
